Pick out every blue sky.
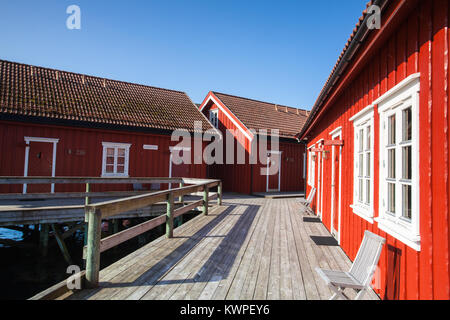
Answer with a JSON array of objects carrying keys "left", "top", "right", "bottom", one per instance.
[{"left": 0, "top": 0, "right": 367, "bottom": 110}]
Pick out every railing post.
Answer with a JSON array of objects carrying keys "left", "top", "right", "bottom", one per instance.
[
  {"left": 166, "top": 193, "right": 174, "bottom": 238},
  {"left": 179, "top": 181, "right": 184, "bottom": 204},
  {"left": 84, "top": 183, "right": 90, "bottom": 247},
  {"left": 218, "top": 181, "right": 223, "bottom": 206},
  {"left": 203, "top": 185, "right": 209, "bottom": 216},
  {"left": 85, "top": 207, "right": 102, "bottom": 288}
]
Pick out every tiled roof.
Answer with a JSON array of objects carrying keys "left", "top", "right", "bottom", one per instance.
[
  {"left": 0, "top": 59, "right": 214, "bottom": 133},
  {"left": 212, "top": 91, "right": 309, "bottom": 139}
]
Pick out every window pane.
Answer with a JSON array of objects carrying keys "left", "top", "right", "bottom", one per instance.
[
  {"left": 388, "top": 149, "right": 396, "bottom": 179},
  {"left": 106, "top": 148, "right": 114, "bottom": 157},
  {"left": 388, "top": 183, "right": 396, "bottom": 213},
  {"left": 359, "top": 179, "right": 363, "bottom": 202},
  {"left": 359, "top": 154, "right": 364, "bottom": 176},
  {"left": 402, "top": 146, "right": 412, "bottom": 180},
  {"left": 117, "top": 157, "right": 125, "bottom": 165},
  {"left": 402, "top": 184, "right": 412, "bottom": 219},
  {"left": 366, "top": 179, "right": 371, "bottom": 205},
  {"left": 106, "top": 164, "right": 114, "bottom": 173},
  {"left": 388, "top": 115, "right": 396, "bottom": 145},
  {"left": 116, "top": 165, "right": 125, "bottom": 174},
  {"left": 117, "top": 148, "right": 126, "bottom": 157},
  {"left": 359, "top": 129, "right": 364, "bottom": 152},
  {"left": 366, "top": 152, "right": 371, "bottom": 177},
  {"left": 106, "top": 156, "right": 114, "bottom": 165},
  {"left": 366, "top": 126, "right": 371, "bottom": 150},
  {"left": 403, "top": 107, "right": 412, "bottom": 142}
]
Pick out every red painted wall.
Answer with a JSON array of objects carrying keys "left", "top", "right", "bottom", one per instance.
[
  {"left": 0, "top": 120, "right": 208, "bottom": 193},
  {"left": 201, "top": 98, "right": 306, "bottom": 194},
  {"left": 304, "top": 0, "right": 450, "bottom": 300}
]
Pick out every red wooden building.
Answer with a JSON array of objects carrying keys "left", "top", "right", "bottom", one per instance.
[
  {"left": 0, "top": 60, "right": 215, "bottom": 193},
  {"left": 299, "top": 0, "right": 450, "bottom": 299},
  {"left": 199, "top": 91, "right": 309, "bottom": 194}
]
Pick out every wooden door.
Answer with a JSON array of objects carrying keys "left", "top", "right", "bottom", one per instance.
[
  {"left": 27, "top": 141, "right": 53, "bottom": 193},
  {"left": 332, "top": 146, "right": 340, "bottom": 235},
  {"left": 267, "top": 153, "right": 281, "bottom": 192}
]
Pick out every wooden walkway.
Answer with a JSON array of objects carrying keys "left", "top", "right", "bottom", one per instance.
[{"left": 66, "top": 195, "right": 380, "bottom": 300}]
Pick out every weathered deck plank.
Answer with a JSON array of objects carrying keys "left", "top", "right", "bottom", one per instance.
[{"left": 65, "top": 195, "right": 380, "bottom": 301}]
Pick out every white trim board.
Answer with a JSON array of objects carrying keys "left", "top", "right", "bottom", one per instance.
[
  {"left": 23, "top": 137, "right": 59, "bottom": 194},
  {"left": 199, "top": 94, "right": 254, "bottom": 141}
]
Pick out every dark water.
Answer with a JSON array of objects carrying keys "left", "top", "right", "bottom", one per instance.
[{"left": 0, "top": 213, "right": 199, "bottom": 300}]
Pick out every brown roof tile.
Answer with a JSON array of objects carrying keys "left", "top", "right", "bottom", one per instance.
[
  {"left": 212, "top": 91, "right": 309, "bottom": 139},
  {"left": 0, "top": 60, "right": 213, "bottom": 133}
]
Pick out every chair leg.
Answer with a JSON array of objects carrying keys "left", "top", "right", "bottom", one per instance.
[
  {"left": 329, "top": 285, "right": 349, "bottom": 300},
  {"left": 355, "top": 289, "right": 367, "bottom": 300}
]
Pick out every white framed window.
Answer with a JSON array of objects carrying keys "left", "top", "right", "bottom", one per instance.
[
  {"left": 307, "top": 146, "right": 316, "bottom": 187},
  {"left": 101, "top": 142, "right": 131, "bottom": 177},
  {"left": 350, "top": 106, "right": 374, "bottom": 223},
  {"left": 209, "top": 109, "right": 219, "bottom": 128},
  {"left": 376, "top": 73, "right": 420, "bottom": 251}
]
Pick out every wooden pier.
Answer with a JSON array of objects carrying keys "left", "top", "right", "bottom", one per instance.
[{"left": 32, "top": 194, "right": 380, "bottom": 300}]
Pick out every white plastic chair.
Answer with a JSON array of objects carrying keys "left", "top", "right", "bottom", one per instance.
[
  {"left": 315, "top": 230, "right": 386, "bottom": 300},
  {"left": 303, "top": 187, "right": 316, "bottom": 207}
]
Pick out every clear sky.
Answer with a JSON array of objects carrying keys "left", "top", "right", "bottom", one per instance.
[{"left": 0, "top": 0, "right": 367, "bottom": 110}]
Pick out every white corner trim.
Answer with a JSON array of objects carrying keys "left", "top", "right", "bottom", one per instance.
[
  {"left": 349, "top": 104, "right": 375, "bottom": 122},
  {"left": 24, "top": 137, "right": 59, "bottom": 144},
  {"left": 374, "top": 73, "right": 421, "bottom": 109},
  {"left": 199, "top": 94, "right": 254, "bottom": 141},
  {"left": 329, "top": 127, "right": 342, "bottom": 137},
  {"left": 102, "top": 142, "right": 132, "bottom": 148}
]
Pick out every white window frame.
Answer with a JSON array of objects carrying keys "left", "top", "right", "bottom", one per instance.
[
  {"left": 307, "top": 145, "right": 316, "bottom": 187},
  {"left": 350, "top": 106, "right": 375, "bottom": 223},
  {"left": 101, "top": 142, "right": 131, "bottom": 177},
  {"left": 209, "top": 109, "right": 219, "bottom": 128},
  {"left": 375, "top": 73, "right": 421, "bottom": 251}
]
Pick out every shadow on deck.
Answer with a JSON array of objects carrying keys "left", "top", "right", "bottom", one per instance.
[{"left": 62, "top": 194, "right": 379, "bottom": 300}]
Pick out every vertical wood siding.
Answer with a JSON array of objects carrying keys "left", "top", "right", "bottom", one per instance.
[
  {"left": 0, "top": 121, "right": 207, "bottom": 193},
  {"left": 202, "top": 101, "right": 306, "bottom": 194},
  {"left": 305, "top": 0, "right": 450, "bottom": 299}
]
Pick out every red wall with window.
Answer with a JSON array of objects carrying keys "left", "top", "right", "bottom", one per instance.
[
  {"left": 0, "top": 120, "right": 208, "bottom": 193},
  {"left": 304, "top": 0, "right": 450, "bottom": 300}
]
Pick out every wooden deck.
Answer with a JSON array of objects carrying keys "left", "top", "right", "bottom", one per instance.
[{"left": 66, "top": 195, "right": 380, "bottom": 300}]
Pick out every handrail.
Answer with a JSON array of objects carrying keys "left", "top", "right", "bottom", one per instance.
[
  {"left": 83, "top": 178, "right": 223, "bottom": 289},
  {"left": 0, "top": 177, "right": 184, "bottom": 184}
]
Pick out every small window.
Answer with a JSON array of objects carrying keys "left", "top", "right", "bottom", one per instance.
[
  {"left": 350, "top": 105, "right": 374, "bottom": 223},
  {"left": 307, "top": 148, "right": 316, "bottom": 187},
  {"left": 101, "top": 142, "right": 131, "bottom": 177},
  {"left": 209, "top": 109, "right": 219, "bottom": 128}
]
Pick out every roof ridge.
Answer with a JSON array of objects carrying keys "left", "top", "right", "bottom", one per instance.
[
  {"left": 212, "top": 91, "right": 306, "bottom": 112},
  {"left": 0, "top": 59, "right": 186, "bottom": 95}
]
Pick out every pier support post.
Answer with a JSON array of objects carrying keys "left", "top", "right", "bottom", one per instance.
[
  {"left": 203, "top": 186, "right": 209, "bottom": 216},
  {"left": 39, "top": 224, "right": 49, "bottom": 257},
  {"left": 218, "top": 182, "right": 223, "bottom": 206},
  {"left": 51, "top": 224, "right": 73, "bottom": 265},
  {"left": 85, "top": 208, "right": 102, "bottom": 288},
  {"left": 166, "top": 193, "right": 174, "bottom": 238}
]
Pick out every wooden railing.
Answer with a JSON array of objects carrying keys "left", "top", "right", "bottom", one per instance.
[
  {"left": 82, "top": 178, "right": 222, "bottom": 288},
  {"left": 1, "top": 177, "right": 223, "bottom": 298}
]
